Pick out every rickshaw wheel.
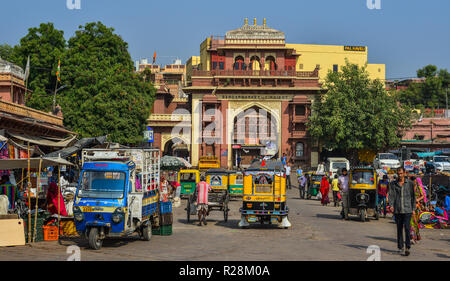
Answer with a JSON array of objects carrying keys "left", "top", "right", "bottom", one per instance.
[
  {"left": 142, "top": 224, "right": 152, "bottom": 241},
  {"left": 88, "top": 228, "right": 103, "bottom": 250},
  {"left": 186, "top": 200, "right": 191, "bottom": 223},
  {"left": 360, "top": 209, "right": 366, "bottom": 222}
]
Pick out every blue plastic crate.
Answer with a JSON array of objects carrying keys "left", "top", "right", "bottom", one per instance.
[{"left": 159, "top": 201, "right": 172, "bottom": 214}]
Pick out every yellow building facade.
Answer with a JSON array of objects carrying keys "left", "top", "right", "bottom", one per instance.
[{"left": 286, "top": 44, "right": 385, "bottom": 83}]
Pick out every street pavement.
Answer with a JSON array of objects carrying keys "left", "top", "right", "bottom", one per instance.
[{"left": 0, "top": 182, "right": 448, "bottom": 261}]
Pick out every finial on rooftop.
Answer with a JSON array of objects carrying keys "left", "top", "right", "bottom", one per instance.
[
  {"left": 245, "top": 18, "right": 248, "bottom": 25},
  {"left": 254, "top": 18, "right": 257, "bottom": 26},
  {"left": 263, "top": 18, "right": 266, "bottom": 26}
]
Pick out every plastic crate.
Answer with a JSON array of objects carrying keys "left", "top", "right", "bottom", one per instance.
[
  {"left": 152, "top": 225, "right": 172, "bottom": 236},
  {"left": 23, "top": 217, "right": 45, "bottom": 243},
  {"left": 43, "top": 225, "right": 59, "bottom": 241},
  {"left": 160, "top": 213, "right": 173, "bottom": 226},
  {"left": 159, "top": 201, "right": 172, "bottom": 214}
]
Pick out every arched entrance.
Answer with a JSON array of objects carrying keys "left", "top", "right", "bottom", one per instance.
[
  {"left": 163, "top": 137, "right": 189, "bottom": 159},
  {"left": 231, "top": 105, "right": 278, "bottom": 168}
]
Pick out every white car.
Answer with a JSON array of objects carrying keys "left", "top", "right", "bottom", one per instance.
[
  {"left": 431, "top": 156, "right": 450, "bottom": 172},
  {"left": 373, "top": 153, "right": 401, "bottom": 169}
]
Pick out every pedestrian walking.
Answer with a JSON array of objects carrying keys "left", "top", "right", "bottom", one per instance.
[
  {"left": 339, "top": 168, "right": 350, "bottom": 220},
  {"left": 196, "top": 176, "right": 212, "bottom": 226},
  {"left": 281, "top": 153, "right": 287, "bottom": 166},
  {"left": 285, "top": 163, "right": 292, "bottom": 189},
  {"left": 389, "top": 167, "right": 416, "bottom": 256},
  {"left": 298, "top": 173, "right": 307, "bottom": 199},
  {"left": 331, "top": 175, "right": 340, "bottom": 207},
  {"left": 377, "top": 174, "right": 389, "bottom": 218},
  {"left": 320, "top": 175, "right": 330, "bottom": 206}
]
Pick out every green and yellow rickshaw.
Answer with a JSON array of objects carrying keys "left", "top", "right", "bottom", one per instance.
[
  {"left": 307, "top": 172, "right": 323, "bottom": 200},
  {"left": 239, "top": 161, "right": 291, "bottom": 228},
  {"left": 346, "top": 166, "right": 379, "bottom": 222},
  {"left": 228, "top": 170, "right": 243, "bottom": 196},
  {"left": 177, "top": 169, "right": 200, "bottom": 197}
]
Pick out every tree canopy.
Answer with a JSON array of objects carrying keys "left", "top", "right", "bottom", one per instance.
[
  {"left": 11, "top": 23, "right": 66, "bottom": 111},
  {"left": 59, "top": 22, "right": 155, "bottom": 144},
  {"left": 308, "top": 61, "right": 414, "bottom": 163},
  {"left": 397, "top": 65, "right": 449, "bottom": 110},
  {"left": 7, "top": 21, "right": 156, "bottom": 144}
]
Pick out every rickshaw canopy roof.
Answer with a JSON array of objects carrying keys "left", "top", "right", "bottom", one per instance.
[
  {"left": 179, "top": 169, "right": 200, "bottom": 174},
  {"left": 205, "top": 168, "right": 231, "bottom": 175},
  {"left": 246, "top": 160, "right": 285, "bottom": 172},
  {"left": 350, "top": 166, "right": 375, "bottom": 172}
]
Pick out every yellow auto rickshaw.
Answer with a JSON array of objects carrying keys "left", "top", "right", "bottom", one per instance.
[
  {"left": 228, "top": 170, "right": 243, "bottom": 196},
  {"left": 177, "top": 169, "right": 200, "bottom": 197},
  {"left": 346, "top": 166, "right": 379, "bottom": 222},
  {"left": 239, "top": 161, "right": 291, "bottom": 228}
]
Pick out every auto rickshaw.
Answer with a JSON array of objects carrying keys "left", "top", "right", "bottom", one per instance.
[
  {"left": 307, "top": 172, "right": 323, "bottom": 200},
  {"left": 186, "top": 168, "right": 230, "bottom": 222},
  {"left": 178, "top": 169, "right": 200, "bottom": 197},
  {"left": 345, "top": 166, "right": 379, "bottom": 222},
  {"left": 228, "top": 170, "right": 244, "bottom": 197},
  {"left": 238, "top": 161, "right": 291, "bottom": 228}
]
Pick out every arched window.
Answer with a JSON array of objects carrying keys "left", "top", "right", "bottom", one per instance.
[
  {"left": 295, "top": 142, "right": 304, "bottom": 157},
  {"left": 234, "top": 56, "right": 244, "bottom": 70},
  {"left": 265, "top": 56, "right": 277, "bottom": 71},
  {"left": 249, "top": 56, "right": 260, "bottom": 71}
]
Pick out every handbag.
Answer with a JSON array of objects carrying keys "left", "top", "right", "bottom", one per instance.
[{"left": 317, "top": 191, "right": 322, "bottom": 200}]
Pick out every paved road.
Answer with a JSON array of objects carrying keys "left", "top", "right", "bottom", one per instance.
[{"left": 1, "top": 186, "right": 448, "bottom": 261}]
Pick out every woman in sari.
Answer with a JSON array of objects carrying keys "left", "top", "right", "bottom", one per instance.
[
  {"left": 320, "top": 176, "right": 330, "bottom": 206},
  {"left": 410, "top": 177, "right": 424, "bottom": 243},
  {"left": 46, "top": 182, "right": 67, "bottom": 216}
]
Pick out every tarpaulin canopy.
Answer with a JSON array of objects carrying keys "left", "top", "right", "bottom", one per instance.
[
  {"left": 6, "top": 131, "right": 77, "bottom": 148},
  {"left": 44, "top": 136, "right": 107, "bottom": 158},
  {"left": 416, "top": 151, "right": 443, "bottom": 158},
  {"left": 0, "top": 157, "right": 74, "bottom": 170}
]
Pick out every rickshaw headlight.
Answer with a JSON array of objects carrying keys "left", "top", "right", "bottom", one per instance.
[
  {"left": 112, "top": 208, "right": 124, "bottom": 224},
  {"left": 73, "top": 206, "right": 84, "bottom": 222}
]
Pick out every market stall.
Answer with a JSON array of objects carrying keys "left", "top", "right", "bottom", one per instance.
[{"left": 0, "top": 156, "right": 75, "bottom": 246}]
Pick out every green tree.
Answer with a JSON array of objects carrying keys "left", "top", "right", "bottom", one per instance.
[
  {"left": 60, "top": 22, "right": 155, "bottom": 144},
  {"left": 308, "top": 61, "right": 414, "bottom": 164},
  {"left": 0, "top": 44, "right": 14, "bottom": 61},
  {"left": 398, "top": 65, "right": 449, "bottom": 109},
  {"left": 11, "top": 23, "right": 66, "bottom": 111}
]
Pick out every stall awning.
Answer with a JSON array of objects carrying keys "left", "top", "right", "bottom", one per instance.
[
  {"left": 6, "top": 131, "right": 77, "bottom": 148},
  {"left": 416, "top": 151, "right": 443, "bottom": 158},
  {"left": 0, "top": 157, "right": 74, "bottom": 170}
]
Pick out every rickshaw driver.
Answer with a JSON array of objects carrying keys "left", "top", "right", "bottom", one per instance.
[
  {"left": 338, "top": 168, "right": 350, "bottom": 220},
  {"left": 196, "top": 176, "right": 212, "bottom": 226}
]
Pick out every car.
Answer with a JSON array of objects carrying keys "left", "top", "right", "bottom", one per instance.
[
  {"left": 373, "top": 153, "right": 401, "bottom": 170},
  {"left": 325, "top": 157, "right": 350, "bottom": 178},
  {"left": 430, "top": 155, "right": 450, "bottom": 172}
]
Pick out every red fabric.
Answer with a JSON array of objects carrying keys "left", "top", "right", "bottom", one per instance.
[
  {"left": 47, "top": 182, "right": 67, "bottom": 216},
  {"left": 320, "top": 177, "right": 330, "bottom": 205}
]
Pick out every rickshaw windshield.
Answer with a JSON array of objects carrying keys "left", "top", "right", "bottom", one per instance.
[
  {"left": 351, "top": 171, "right": 374, "bottom": 185},
  {"left": 312, "top": 175, "right": 322, "bottom": 182},
  {"left": 332, "top": 162, "right": 347, "bottom": 170},
  {"left": 180, "top": 173, "right": 196, "bottom": 182},
  {"left": 78, "top": 171, "right": 126, "bottom": 199},
  {"left": 253, "top": 174, "right": 273, "bottom": 193},
  {"left": 211, "top": 175, "right": 222, "bottom": 185}
]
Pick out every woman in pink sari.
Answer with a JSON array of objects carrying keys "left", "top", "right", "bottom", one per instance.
[{"left": 46, "top": 182, "right": 67, "bottom": 216}]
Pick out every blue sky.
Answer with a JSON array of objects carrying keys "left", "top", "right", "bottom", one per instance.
[{"left": 1, "top": 0, "right": 449, "bottom": 79}]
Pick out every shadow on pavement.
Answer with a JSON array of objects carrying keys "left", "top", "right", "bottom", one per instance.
[
  {"left": 436, "top": 253, "right": 450, "bottom": 259},
  {"left": 366, "top": 235, "right": 397, "bottom": 243},
  {"left": 59, "top": 235, "right": 139, "bottom": 249},
  {"left": 344, "top": 244, "right": 398, "bottom": 254}
]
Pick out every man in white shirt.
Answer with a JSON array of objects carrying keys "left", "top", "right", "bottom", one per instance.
[
  {"left": 285, "top": 164, "right": 291, "bottom": 190},
  {"left": 338, "top": 168, "right": 350, "bottom": 220}
]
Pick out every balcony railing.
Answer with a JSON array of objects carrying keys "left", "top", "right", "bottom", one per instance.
[{"left": 192, "top": 69, "right": 318, "bottom": 78}]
